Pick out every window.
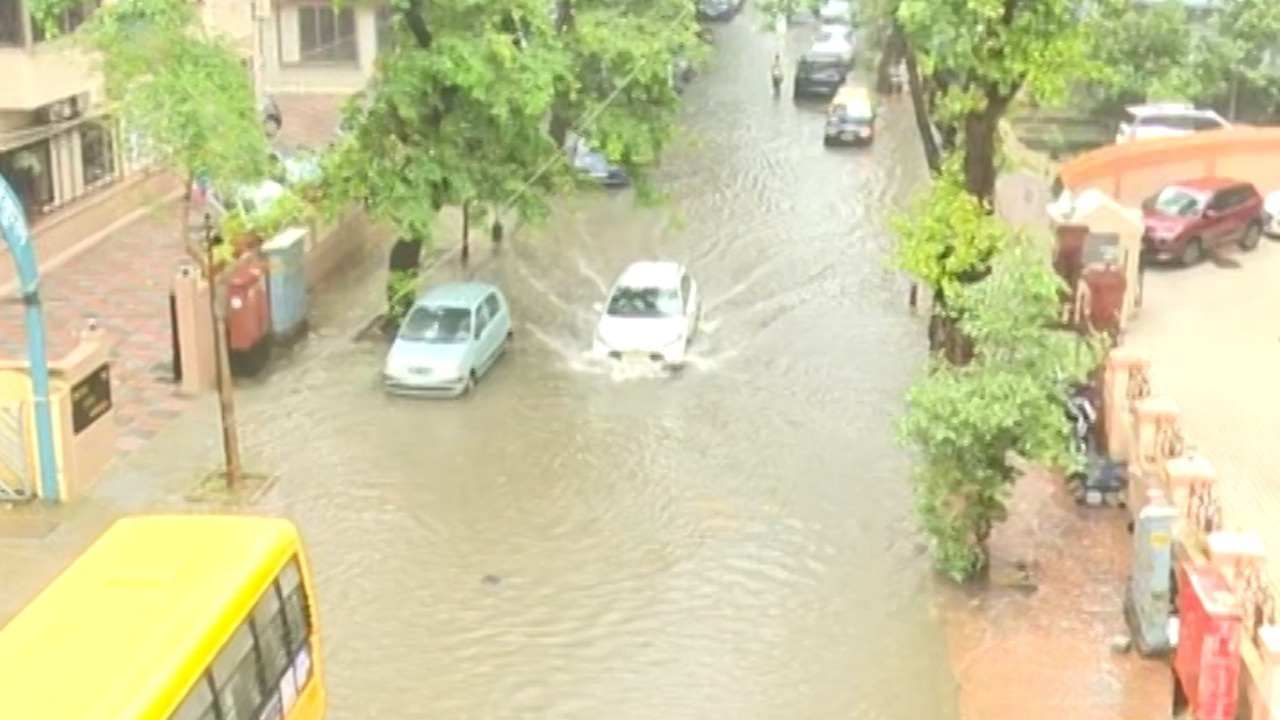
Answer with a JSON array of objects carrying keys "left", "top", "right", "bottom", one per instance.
[
  {"left": 0, "top": 140, "right": 54, "bottom": 221},
  {"left": 251, "top": 586, "right": 292, "bottom": 690},
  {"left": 30, "top": 0, "right": 99, "bottom": 43},
  {"left": 297, "top": 4, "right": 356, "bottom": 64},
  {"left": 80, "top": 121, "right": 115, "bottom": 187},
  {"left": 1194, "top": 116, "right": 1226, "bottom": 131},
  {"left": 210, "top": 622, "right": 267, "bottom": 720},
  {"left": 474, "top": 302, "right": 491, "bottom": 337},
  {"left": 170, "top": 675, "right": 219, "bottom": 720},
  {"left": 0, "top": 0, "right": 24, "bottom": 46},
  {"left": 483, "top": 293, "right": 502, "bottom": 319}
]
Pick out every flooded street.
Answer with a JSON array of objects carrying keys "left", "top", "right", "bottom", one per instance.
[
  {"left": 3, "top": 12, "right": 957, "bottom": 720},
  {"left": 249, "top": 15, "right": 956, "bottom": 720}
]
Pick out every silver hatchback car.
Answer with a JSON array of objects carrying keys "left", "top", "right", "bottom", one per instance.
[{"left": 383, "top": 282, "right": 512, "bottom": 397}]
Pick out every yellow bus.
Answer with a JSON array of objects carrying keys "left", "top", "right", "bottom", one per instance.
[{"left": 0, "top": 514, "right": 326, "bottom": 720}]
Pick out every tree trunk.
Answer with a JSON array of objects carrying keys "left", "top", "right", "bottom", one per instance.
[
  {"left": 901, "top": 29, "right": 942, "bottom": 176},
  {"left": 461, "top": 200, "right": 471, "bottom": 265},
  {"left": 962, "top": 106, "right": 1001, "bottom": 205},
  {"left": 548, "top": 0, "right": 575, "bottom": 148},
  {"left": 203, "top": 229, "right": 242, "bottom": 490}
]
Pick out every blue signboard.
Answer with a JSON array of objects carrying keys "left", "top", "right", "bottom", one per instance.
[{"left": 0, "top": 174, "right": 61, "bottom": 501}]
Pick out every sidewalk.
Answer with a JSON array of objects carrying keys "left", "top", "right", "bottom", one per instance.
[
  {"left": 0, "top": 199, "right": 194, "bottom": 455},
  {"left": 930, "top": 172, "right": 1172, "bottom": 720},
  {"left": 942, "top": 466, "right": 1171, "bottom": 720}
]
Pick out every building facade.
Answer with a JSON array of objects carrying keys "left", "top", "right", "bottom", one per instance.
[{"left": 0, "top": 0, "right": 257, "bottom": 234}]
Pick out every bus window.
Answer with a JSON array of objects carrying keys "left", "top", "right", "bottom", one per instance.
[
  {"left": 211, "top": 621, "right": 268, "bottom": 720},
  {"left": 253, "top": 583, "right": 293, "bottom": 690},
  {"left": 171, "top": 675, "right": 219, "bottom": 720}
]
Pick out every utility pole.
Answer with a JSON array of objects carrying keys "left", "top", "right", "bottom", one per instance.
[{"left": 203, "top": 214, "right": 243, "bottom": 490}]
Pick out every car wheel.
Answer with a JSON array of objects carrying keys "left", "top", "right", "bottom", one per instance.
[
  {"left": 1240, "top": 222, "right": 1262, "bottom": 251},
  {"left": 1180, "top": 237, "right": 1205, "bottom": 266}
]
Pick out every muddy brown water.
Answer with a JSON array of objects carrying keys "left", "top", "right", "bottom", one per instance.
[{"left": 2, "top": 11, "right": 959, "bottom": 720}]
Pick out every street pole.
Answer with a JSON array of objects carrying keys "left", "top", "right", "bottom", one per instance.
[
  {"left": 0, "top": 176, "right": 59, "bottom": 501},
  {"left": 204, "top": 215, "right": 243, "bottom": 490}
]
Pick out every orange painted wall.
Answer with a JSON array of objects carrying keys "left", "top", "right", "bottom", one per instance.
[{"left": 1058, "top": 128, "right": 1280, "bottom": 206}]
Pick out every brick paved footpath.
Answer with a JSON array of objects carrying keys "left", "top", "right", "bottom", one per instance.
[
  {"left": 933, "top": 172, "right": 1172, "bottom": 720},
  {"left": 0, "top": 200, "right": 193, "bottom": 456}
]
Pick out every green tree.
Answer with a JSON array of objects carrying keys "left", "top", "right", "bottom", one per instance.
[
  {"left": 895, "top": 0, "right": 1096, "bottom": 202},
  {"left": 899, "top": 239, "right": 1099, "bottom": 581},
  {"left": 548, "top": 0, "right": 704, "bottom": 195},
  {"left": 328, "top": 0, "right": 570, "bottom": 299},
  {"left": 1087, "top": 0, "right": 1203, "bottom": 110},
  {"left": 31, "top": 0, "right": 274, "bottom": 488}
]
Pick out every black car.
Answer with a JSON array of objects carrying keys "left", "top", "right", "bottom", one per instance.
[
  {"left": 793, "top": 52, "right": 848, "bottom": 99},
  {"left": 697, "top": 0, "right": 737, "bottom": 20}
]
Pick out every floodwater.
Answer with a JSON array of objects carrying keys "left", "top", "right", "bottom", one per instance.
[
  {"left": 254, "top": 15, "right": 955, "bottom": 719},
  {"left": 4, "top": 11, "right": 959, "bottom": 720}
]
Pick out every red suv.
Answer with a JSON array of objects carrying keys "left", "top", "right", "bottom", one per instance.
[{"left": 1142, "top": 177, "right": 1264, "bottom": 266}]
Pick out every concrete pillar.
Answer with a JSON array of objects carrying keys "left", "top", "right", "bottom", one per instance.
[
  {"left": 1105, "top": 348, "right": 1150, "bottom": 462},
  {"left": 1165, "top": 454, "right": 1217, "bottom": 521},
  {"left": 1209, "top": 531, "right": 1266, "bottom": 589},
  {"left": 1133, "top": 397, "right": 1178, "bottom": 476},
  {"left": 173, "top": 264, "right": 217, "bottom": 395},
  {"left": 1258, "top": 625, "right": 1280, "bottom": 717}
]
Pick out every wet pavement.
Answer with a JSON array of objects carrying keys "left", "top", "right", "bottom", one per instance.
[{"left": 2, "top": 12, "right": 959, "bottom": 720}]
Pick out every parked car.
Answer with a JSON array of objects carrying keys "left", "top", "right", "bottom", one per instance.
[
  {"left": 1264, "top": 191, "right": 1280, "bottom": 237},
  {"left": 1115, "top": 103, "right": 1229, "bottom": 145},
  {"left": 566, "top": 132, "right": 630, "bottom": 188},
  {"left": 812, "top": 24, "right": 855, "bottom": 68},
  {"left": 696, "top": 0, "right": 737, "bottom": 21},
  {"left": 793, "top": 50, "right": 848, "bottom": 99},
  {"left": 824, "top": 85, "right": 875, "bottom": 146},
  {"left": 383, "top": 282, "right": 513, "bottom": 397},
  {"left": 593, "top": 261, "right": 700, "bottom": 367},
  {"left": 1141, "top": 178, "right": 1264, "bottom": 265},
  {"left": 817, "top": 0, "right": 853, "bottom": 24},
  {"left": 270, "top": 147, "right": 322, "bottom": 187}
]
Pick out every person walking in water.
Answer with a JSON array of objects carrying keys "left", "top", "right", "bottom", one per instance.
[{"left": 770, "top": 53, "right": 784, "bottom": 97}]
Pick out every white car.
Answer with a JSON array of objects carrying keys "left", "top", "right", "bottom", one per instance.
[
  {"left": 593, "top": 261, "right": 700, "bottom": 366},
  {"left": 812, "top": 24, "right": 855, "bottom": 67},
  {"left": 1264, "top": 191, "right": 1280, "bottom": 237},
  {"left": 817, "top": 0, "right": 852, "bottom": 24},
  {"left": 1115, "top": 103, "right": 1229, "bottom": 144}
]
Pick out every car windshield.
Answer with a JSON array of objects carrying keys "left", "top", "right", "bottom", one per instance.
[
  {"left": 1152, "top": 187, "right": 1206, "bottom": 217},
  {"left": 400, "top": 305, "right": 472, "bottom": 343},
  {"left": 802, "top": 55, "right": 843, "bottom": 71},
  {"left": 834, "top": 103, "right": 872, "bottom": 121},
  {"left": 607, "top": 286, "right": 682, "bottom": 318}
]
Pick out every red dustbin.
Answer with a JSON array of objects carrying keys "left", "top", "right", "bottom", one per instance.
[
  {"left": 225, "top": 256, "right": 272, "bottom": 375},
  {"left": 1173, "top": 560, "right": 1243, "bottom": 720},
  {"left": 1080, "top": 263, "right": 1127, "bottom": 341}
]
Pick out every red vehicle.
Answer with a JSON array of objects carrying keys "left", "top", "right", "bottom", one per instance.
[{"left": 1142, "top": 177, "right": 1264, "bottom": 266}]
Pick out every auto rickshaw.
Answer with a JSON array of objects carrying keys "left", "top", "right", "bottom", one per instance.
[{"left": 823, "top": 85, "right": 876, "bottom": 146}]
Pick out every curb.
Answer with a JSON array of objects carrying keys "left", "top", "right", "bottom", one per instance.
[{"left": 348, "top": 214, "right": 519, "bottom": 343}]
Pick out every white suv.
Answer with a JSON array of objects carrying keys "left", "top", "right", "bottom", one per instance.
[{"left": 1115, "top": 103, "right": 1230, "bottom": 144}]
